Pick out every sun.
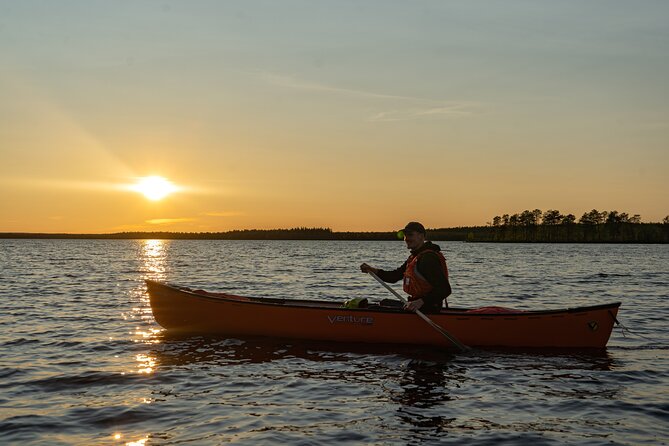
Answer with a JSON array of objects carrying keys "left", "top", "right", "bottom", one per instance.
[{"left": 130, "top": 176, "right": 179, "bottom": 201}]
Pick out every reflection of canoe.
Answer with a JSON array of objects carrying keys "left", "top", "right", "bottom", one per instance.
[{"left": 145, "top": 280, "right": 620, "bottom": 349}]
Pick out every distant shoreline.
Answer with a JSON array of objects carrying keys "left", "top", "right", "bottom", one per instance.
[{"left": 1, "top": 224, "right": 667, "bottom": 243}]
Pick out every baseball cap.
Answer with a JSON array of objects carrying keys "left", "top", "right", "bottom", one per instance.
[{"left": 397, "top": 221, "right": 426, "bottom": 239}]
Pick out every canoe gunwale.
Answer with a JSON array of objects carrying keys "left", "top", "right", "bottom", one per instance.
[{"left": 145, "top": 280, "right": 621, "bottom": 317}]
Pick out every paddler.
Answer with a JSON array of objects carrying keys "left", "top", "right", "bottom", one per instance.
[{"left": 360, "top": 221, "right": 451, "bottom": 314}]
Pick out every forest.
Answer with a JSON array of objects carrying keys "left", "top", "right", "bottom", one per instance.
[
  {"left": 463, "top": 209, "right": 669, "bottom": 243},
  {"left": 2, "top": 210, "right": 667, "bottom": 243}
]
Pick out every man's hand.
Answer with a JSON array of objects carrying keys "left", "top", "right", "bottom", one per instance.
[
  {"left": 404, "top": 299, "right": 424, "bottom": 312},
  {"left": 360, "top": 263, "right": 378, "bottom": 274}
]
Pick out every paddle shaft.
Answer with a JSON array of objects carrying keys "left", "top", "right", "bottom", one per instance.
[{"left": 368, "top": 271, "right": 469, "bottom": 352}]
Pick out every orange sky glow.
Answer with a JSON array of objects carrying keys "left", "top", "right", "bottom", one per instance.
[{"left": 1, "top": 2, "right": 668, "bottom": 233}]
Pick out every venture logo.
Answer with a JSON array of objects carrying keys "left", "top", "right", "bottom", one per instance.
[{"left": 327, "top": 315, "right": 374, "bottom": 325}]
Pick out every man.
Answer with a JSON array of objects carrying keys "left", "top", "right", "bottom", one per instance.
[{"left": 360, "top": 222, "right": 451, "bottom": 313}]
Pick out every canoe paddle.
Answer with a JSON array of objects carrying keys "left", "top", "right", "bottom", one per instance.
[{"left": 368, "top": 271, "right": 470, "bottom": 352}]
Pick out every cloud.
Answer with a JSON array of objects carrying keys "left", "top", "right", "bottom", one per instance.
[
  {"left": 369, "top": 105, "right": 475, "bottom": 122},
  {"left": 257, "top": 72, "right": 480, "bottom": 121},
  {"left": 259, "top": 73, "right": 443, "bottom": 104},
  {"left": 146, "top": 218, "right": 195, "bottom": 225},
  {"left": 202, "top": 211, "right": 244, "bottom": 217}
]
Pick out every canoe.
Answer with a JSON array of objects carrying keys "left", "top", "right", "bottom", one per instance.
[{"left": 145, "top": 280, "right": 620, "bottom": 349}]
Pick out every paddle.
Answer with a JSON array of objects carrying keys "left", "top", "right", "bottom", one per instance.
[{"left": 368, "top": 271, "right": 470, "bottom": 352}]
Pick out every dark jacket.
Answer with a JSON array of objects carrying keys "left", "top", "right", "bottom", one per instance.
[{"left": 376, "top": 241, "right": 451, "bottom": 313}]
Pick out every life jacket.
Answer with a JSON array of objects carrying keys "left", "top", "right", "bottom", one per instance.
[{"left": 403, "top": 249, "right": 449, "bottom": 301}]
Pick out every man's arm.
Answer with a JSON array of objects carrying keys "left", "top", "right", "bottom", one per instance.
[
  {"left": 361, "top": 262, "right": 406, "bottom": 283},
  {"left": 376, "top": 262, "right": 406, "bottom": 283}
]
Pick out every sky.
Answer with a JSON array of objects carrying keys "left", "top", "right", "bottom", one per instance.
[{"left": 1, "top": 0, "right": 668, "bottom": 233}]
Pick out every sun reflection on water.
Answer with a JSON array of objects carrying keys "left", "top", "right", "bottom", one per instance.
[
  {"left": 129, "top": 239, "right": 170, "bottom": 326},
  {"left": 135, "top": 353, "right": 157, "bottom": 374},
  {"left": 140, "top": 239, "right": 168, "bottom": 280},
  {"left": 121, "top": 240, "right": 169, "bottom": 360},
  {"left": 113, "top": 433, "right": 149, "bottom": 446},
  {"left": 133, "top": 327, "right": 162, "bottom": 342}
]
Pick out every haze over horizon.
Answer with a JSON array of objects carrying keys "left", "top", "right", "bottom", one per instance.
[{"left": 1, "top": 1, "right": 668, "bottom": 233}]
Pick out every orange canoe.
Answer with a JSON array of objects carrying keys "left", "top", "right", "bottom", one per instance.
[{"left": 145, "top": 280, "right": 620, "bottom": 349}]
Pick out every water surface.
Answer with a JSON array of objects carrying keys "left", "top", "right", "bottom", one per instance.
[{"left": 1, "top": 240, "right": 667, "bottom": 445}]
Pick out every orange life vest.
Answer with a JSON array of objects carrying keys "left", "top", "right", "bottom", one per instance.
[{"left": 403, "top": 250, "right": 449, "bottom": 300}]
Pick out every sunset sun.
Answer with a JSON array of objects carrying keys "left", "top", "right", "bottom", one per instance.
[{"left": 130, "top": 176, "right": 179, "bottom": 201}]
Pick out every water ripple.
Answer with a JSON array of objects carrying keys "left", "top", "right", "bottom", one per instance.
[{"left": 0, "top": 240, "right": 667, "bottom": 445}]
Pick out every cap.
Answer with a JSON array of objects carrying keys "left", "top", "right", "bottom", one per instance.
[{"left": 402, "top": 221, "right": 426, "bottom": 234}]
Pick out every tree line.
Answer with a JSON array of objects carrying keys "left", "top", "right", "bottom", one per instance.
[
  {"left": 0, "top": 228, "right": 394, "bottom": 241},
  {"left": 488, "top": 209, "right": 659, "bottom": 227},
  {"left": 475, "top": 209, "right": 669, "bottom": 243},
  {"left": 2, "top": 211, "right": 667, "bottom": 242}
]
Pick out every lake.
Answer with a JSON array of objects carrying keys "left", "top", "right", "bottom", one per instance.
[{"left": 1, "top": 240, "right": 667, "bottom": 445}]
